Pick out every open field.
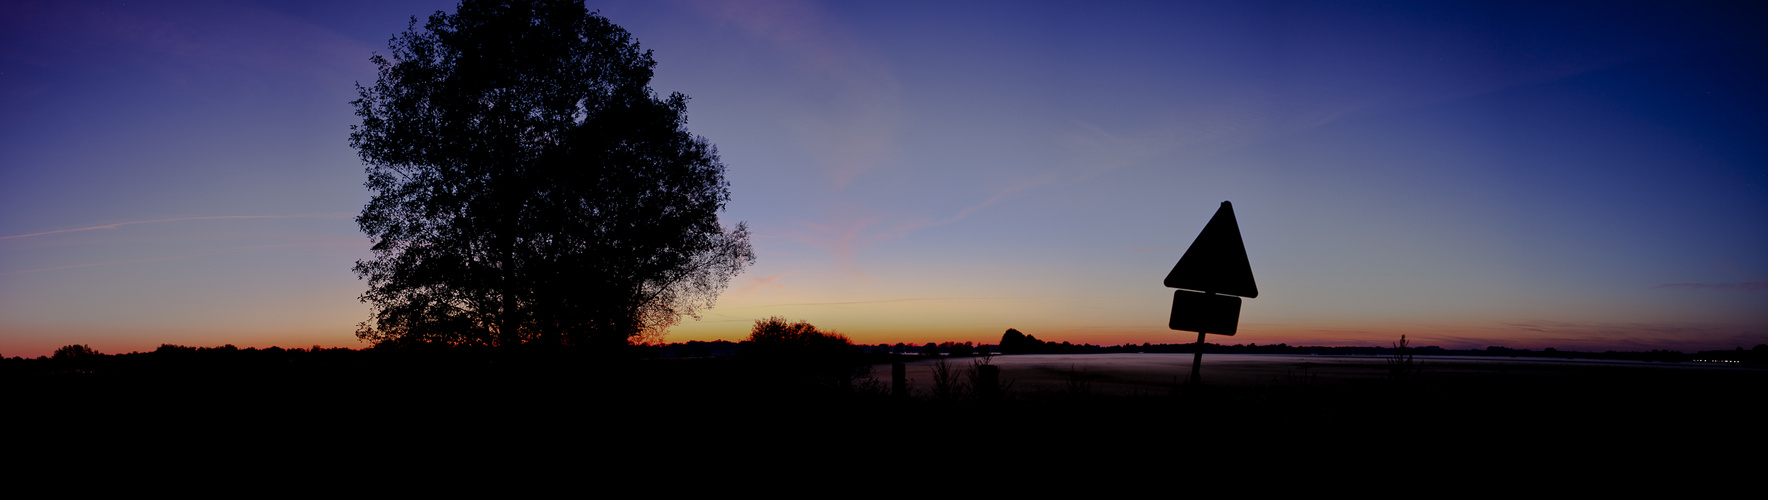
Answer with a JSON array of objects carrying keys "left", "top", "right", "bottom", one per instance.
[
  {"left": 9, "top": 350, "right": 1761, "bottom": 472},
  {"left": 893, "top": 353, "right": 1764, "bottom": 445},
  {"left": 895, "top": 352, "right": 1762, "bottom": 396}
]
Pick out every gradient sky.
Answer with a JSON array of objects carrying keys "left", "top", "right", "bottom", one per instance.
[{"left": 3, "top": 0, "right": 1764, "bottom": 357}]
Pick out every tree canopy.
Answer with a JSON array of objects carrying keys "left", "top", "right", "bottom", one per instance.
[
  {"left": 741, "top": 317, "right": 854, "bottom": 358},
  {"left": 739, "top": 317, "right": 868, "bottom": 385},
  {"left": 350, "top": 0, "right": 753, "bottom": 350}
]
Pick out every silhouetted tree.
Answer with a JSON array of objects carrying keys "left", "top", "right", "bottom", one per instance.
[
  {"left": 741, "top": 317, "right": 854, "bottom": 359},
  {"left": 1000, "top": 328, "right": 1026, "bottom": 353},
  {"left": 52, "top": 344, "right": 100, "bottom": 360},
  {"left": 944, "top": 342, "right": 974, "bottom": 356},
  {"left": 1000, "top": 328, "right": 1051, "bottom": 354},
  {"left": 350, "top": 0, "right": 753, "bottom": 350},
  {"left": 739, "top": 317, "right": 867, "bottom": 385}
]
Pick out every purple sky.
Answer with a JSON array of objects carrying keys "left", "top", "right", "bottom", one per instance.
[{"left": 3, "top": 0, "right": 1764, "bottom": 357}]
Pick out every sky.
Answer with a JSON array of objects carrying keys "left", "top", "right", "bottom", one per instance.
[{"left": 2, "top": 0, "right": 1764, "bottom": 357}]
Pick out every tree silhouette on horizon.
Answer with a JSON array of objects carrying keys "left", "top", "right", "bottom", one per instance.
[{"left": 349, "top": 0, "right": 753, "bottom": 351}]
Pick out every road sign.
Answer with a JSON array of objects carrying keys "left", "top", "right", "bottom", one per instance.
[
  {"left": 1164, "top": 201, "right": 1259, "bottom": 384},
  {"left": 1163, "top": 201, "right": 1258, "bottom": 298},
  {"left": 1169, "top": 289, "right": 1240, "bottom": 336}
]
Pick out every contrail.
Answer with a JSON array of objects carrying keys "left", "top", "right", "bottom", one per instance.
[
  {"left": 1, "top": 242, "right": 341, "bottom": 276},
  {"left": 0, "top": 213, "right": 353, "bottom": 240},
  {"left": 735, "top": 296, "right": 1139, "bottom": 309}
]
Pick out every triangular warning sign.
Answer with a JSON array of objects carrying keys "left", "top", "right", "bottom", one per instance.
[{"left": 1163, "top": 201, "right": 1258, "bottom": 298}]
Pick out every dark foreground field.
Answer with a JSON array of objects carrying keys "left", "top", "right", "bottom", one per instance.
[{"left": 9, "top": 350, "right": 1761, "bottom": 476}]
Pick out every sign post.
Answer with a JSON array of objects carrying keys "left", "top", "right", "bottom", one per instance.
[{"left": 1164, "top": 201, "right": 1257, "bottom": 384}]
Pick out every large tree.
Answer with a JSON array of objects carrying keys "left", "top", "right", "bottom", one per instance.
[{"left": 350, "top": 0, "right": 753, "bottom": 350}]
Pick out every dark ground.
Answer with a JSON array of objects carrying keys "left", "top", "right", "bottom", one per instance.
[{"left": 8, "top": 351, "right": 1760, "bottom": 479}]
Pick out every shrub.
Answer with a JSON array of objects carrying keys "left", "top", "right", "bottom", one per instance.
[
  {"left": 740, "top": 317, "right": 867, "bottom": 386},
  {"left": 743, "top": 317, "right": 853, "bottom": 357},
  {"left": 52, "top": 344, "right": 100, "bottom": 360}
]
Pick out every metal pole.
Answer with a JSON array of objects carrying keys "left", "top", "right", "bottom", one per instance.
[{"left": 1190, "top": 330, "right": 1206, "bottom": 385}]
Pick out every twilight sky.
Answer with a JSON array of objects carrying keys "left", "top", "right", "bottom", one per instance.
[{"left": 3, "top": 0, "right": 1764, "bottom": 357}]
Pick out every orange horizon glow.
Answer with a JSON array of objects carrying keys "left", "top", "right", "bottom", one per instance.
[{"left": 21, "top": 317, "right": 1745, "bottom": 359}]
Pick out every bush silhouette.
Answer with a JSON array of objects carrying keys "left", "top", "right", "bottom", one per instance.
[
  {"left": 743, "top": 317, "right": 852, "bottom": 356},
  {"left": 739, "top": 317, "right": 867, "bottom": 386},
  {"left": 52, "top": 344, "right": 100, "bottom": 360}
]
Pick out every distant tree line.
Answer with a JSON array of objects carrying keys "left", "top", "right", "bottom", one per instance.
[
  {"left": 999, "top": 328, "right": 1101, "bottom": 354},
  {"left": 8, "top": 340, "right": 1763, "bottom": 375},
  {"left": 1081, "top": 341, "right": 1768, "bottom": 363},
  {"left": 0, "top": 343, "right": 371, "bottom": 379}
]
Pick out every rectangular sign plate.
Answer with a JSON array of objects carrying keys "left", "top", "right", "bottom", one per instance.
[{"left": 1168, "top": 289, "right": 1240, "bottom": 335}]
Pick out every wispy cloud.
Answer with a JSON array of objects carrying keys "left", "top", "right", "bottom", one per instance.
[
  {"left": 779, "top": 213, "right": 883, "bottom": 279},
  {"left": 1, "top": 1, "right": 375, "bottom": 93},
  {"left": 735, "top": 272, "right": 795, "bottom": 294},
  {"left": 1062, "top": 120, "right": 1198, "bottom": 180},
  {"left": 1650, "top": 282, "right": 1768, "bottom": 292},
  {"left": 1056, "top": 96, "right": 1366, "bottom": 179},
  {"left": 941, "top": 172, "right": 1059, "bottom": 225},
  {"left": 685, "top": 0, "right": 901, "bottom": 189},
  {"left": 781, "top": 174, "right": 1052, "bottom": 278},
  {"left": 733, "top": 296, "right": 1117, "bottom": 309},
  {"left": 1, "top": 213, "right": 352, "bottom": 240},
  {"left": 745, "top": 297, "right": 1007, "bottom": 308},
  {"left": 2, "top": 241, "right": 348, "bottom": 276}
]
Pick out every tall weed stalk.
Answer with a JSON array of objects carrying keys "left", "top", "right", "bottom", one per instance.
[
  {"left": 1387, "top": 335, "right": 1421, "bottom": 382},
  {"left": 930, "top": 358, "right": 966, "bottom": 402}
]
